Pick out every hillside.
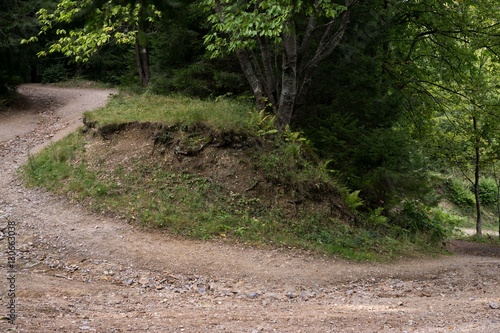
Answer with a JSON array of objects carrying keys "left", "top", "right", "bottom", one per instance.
[{"left": 20, "top": 91, "right": 452, "bottom": 259}]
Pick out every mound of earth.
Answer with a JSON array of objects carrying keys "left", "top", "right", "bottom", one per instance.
[{"left": 80, "top": 121, "right": 355, "bottom": 224}]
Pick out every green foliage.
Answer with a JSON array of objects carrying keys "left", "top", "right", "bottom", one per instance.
[
  {"left": 162, "top": 62, "right": 214, "bottom": 97},
  {"left": 365, "top": 207, "right": 388, "bottom": 227},
  {"left": 306, "top": 110, "right": 431, "bottom": 208},
  {"left": 77, "top": 43, "right": 134, "bottom": 85},
  {"left": 448, "top": 178, "right": 475, "bottom": 207},
  {"left": 24, "top": 0, "right": 162, "bottom": 62},
  {"left": 251, "top": 109, "right": 278, "bottom": 136},
  {"left": 344, "top": 190, "right": 364, "bottom": 211},
  {"left": 41, "top": 62, "right": 68, "bottom": 83},
  {"left": 201, "top": 0, "right": 346, "bottom": 57},
  {"left": 148, "top": 61, "right": 246, "bottom": 98},
  {"left": 0, "top": 0, "right": 46, "bottom": 98},
  {"left": 390, "top": 201, "right": 454, "bottom": 243},
  {"left": 478, "top": 177, "right": 499, "bottom": 206}
]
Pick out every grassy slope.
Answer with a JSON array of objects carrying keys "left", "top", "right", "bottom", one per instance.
[{"left": 21, "top": 92, "right": 450, "bottom": 260}]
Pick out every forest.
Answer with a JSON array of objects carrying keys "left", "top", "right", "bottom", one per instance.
[{"left": 2, "top": 0, "right": 500, "bottom": 247}]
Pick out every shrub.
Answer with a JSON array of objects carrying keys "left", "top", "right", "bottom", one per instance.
[
  {"left": 448, "top": 178, "right": 475, "bottom": 206},
  {"left": 390, "top": 200, "right": 450, "bottom": 243},
  {"left": 478, "top": 177, "right": 498, "bottom": 206},
  {"left": 41, "top": 63, "right": 68, "bottom": 83}
]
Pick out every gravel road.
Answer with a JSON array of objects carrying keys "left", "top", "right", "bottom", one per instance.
[{"left": 0, "top": 84, "right": 499, "bottom": 332}]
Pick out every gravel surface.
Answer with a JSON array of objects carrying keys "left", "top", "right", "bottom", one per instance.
[{"left": 0, "top": 84, "right": 499, "bottom": 332}]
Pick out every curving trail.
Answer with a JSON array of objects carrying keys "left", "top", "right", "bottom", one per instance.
[{"left": 0, "top": 84, "right": 499, "bottom": 332}]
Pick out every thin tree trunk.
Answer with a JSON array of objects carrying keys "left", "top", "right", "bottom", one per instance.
[
  {"left": 140, "top": 45, "right": 151, "bottom": 85},
  {"left": 497, "top": 181, "right": 500, "bottom": 238},
  {"left": 247, "top": 49, "right": 276, "bottom": 110},
  {"left": 277, "top": 19, "right": 297, "bottom": 130},
  {"left": 473, "top": 116, "right": 482, "bottom": 236},
  {"left": 494, "top": 163, "right": 500, "bottom": 238},
  {"left": 297, "top": 13, "right": 317, "bottom": 67},
  {"left": 134, "top": 40, "right": 150, "bottom": 87},
  {"left": 258, "top": 36, "right": 277, "bottom": 106},
  {"left": 134, "top": 0, "right": 150, "bottom": 87},
  {"left": 236, "top": 49, "right": 267, "bottom": 110}
]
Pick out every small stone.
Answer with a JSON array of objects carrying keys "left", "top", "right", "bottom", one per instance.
[
  {"left": 300, "top": 291, "right": 315, "bottom": 300},
  {"left": 489, "top": 301, "right": 499, "bottom": 309},
  {"left": 138, "top": 277, "right": 149, "bottom": 285},
  {"left": 265, "top": 292, "right": 280, "bottom": 300},
  {"left": 247, "top": 292, "right": 260, "bottom": 299},
  {"left": 79, "top": 326, "right": 91, "bottom": 330}
]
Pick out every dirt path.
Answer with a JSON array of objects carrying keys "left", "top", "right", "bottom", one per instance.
[{"left": 1, "top": 84, "right": 499, "bottom": 332}]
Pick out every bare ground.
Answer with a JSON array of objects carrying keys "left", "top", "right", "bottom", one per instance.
[{"left": 0, "top": 84, "right": 499, "bottom": 332}]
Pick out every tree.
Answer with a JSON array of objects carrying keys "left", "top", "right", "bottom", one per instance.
[
  {"left": 0, "top": 0, "right": 47, "bottom": 101},
  {"left": 390, "top": 0, "right": 500, "bottom": 235},
  {"left": 202, "top": 0, "right": 358, "bottom": 129},
  {"left": 23, "top": 0, "right": 164, "bottom": 86}
]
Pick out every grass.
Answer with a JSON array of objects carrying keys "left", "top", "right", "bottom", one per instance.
[
  {"left": 52, "top": 77, "right": 115, "bottom": 89},
  {"left": 21, "top": 92, "right": 450, "bottom": 261},
  {"left": 83, "top": 92, "right": 255, "bottom": 132}
]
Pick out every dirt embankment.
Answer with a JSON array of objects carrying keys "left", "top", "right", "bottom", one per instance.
[{"left": 0, "top": 84, "right": 499, "bottom": 332}]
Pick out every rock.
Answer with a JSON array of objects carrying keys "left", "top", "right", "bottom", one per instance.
[
  {"left": 300, "top": 291, "right": 316, "bottom": 301},
  {"left": 265, "top": 292, "right": 281, "bottom": 300},
  {"left": 138, "top": 277, "right": 149, "bottom": 285},
  {"left": 489, "top": 301, "right": 499, "bottom": 309},
  {"left": 247, "top": 292, "right": 260, "bottom": 299}
]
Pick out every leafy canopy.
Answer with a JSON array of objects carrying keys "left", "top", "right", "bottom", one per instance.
[
  {"left": 22, "top": 0, "right": 162, "bottom": 62},
  {"left": 201, "top": 0, "right": 347, "bottom": 57}
]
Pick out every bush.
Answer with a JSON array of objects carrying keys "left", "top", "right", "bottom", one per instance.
[
  {"left": 390, "top": 200, "right": 451, "bottom": 243},
  {"left": 148, "top": 61, "right": 247, "bottom": 99},
  {"left": 448, "top": 178, "right": 475, "bottom": 206},
  {"left": 41, "top": 63, "right": 68, "bottom": 83},
  {"left": 478, "top": 177, "right": 498, "bottom": 206}
]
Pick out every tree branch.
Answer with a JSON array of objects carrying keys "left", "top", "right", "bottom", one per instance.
[{"left": 296, "top": 6, "right": 352, "bottom": 107}]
